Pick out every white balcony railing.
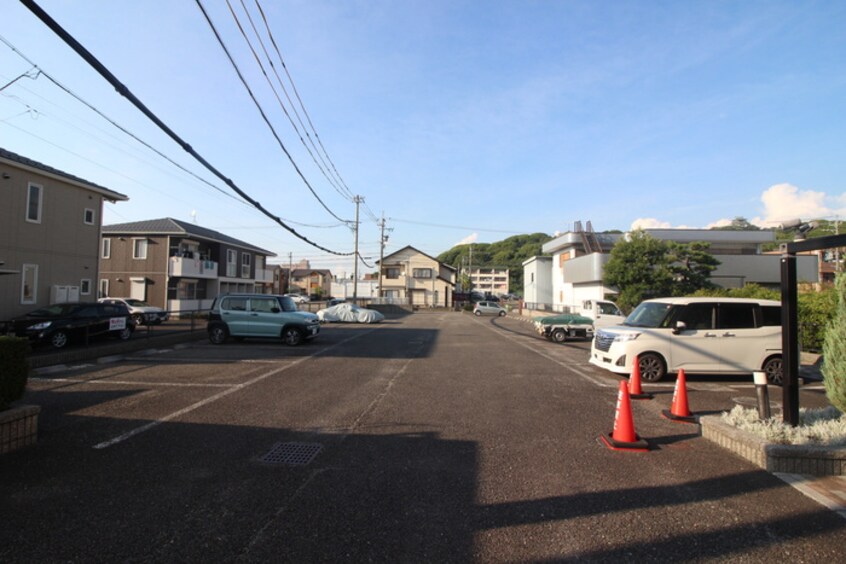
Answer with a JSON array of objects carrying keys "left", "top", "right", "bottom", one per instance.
[{"left": 169, "top": 256, "right": 219, "bottom": 279}]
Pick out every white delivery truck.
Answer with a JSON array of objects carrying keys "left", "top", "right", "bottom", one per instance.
[{"left": 577, "top": 299, "right": 626, "bottom": 328}]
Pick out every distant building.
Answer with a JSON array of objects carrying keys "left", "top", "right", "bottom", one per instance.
[
  {"left": 99, "top": 218, "right": 275, "bottom": 312},
  {"left": 0, "top": 147, "right": 128, "bottom": 320},
  {"left": 525, "top": 227, "right": 819, "bottom": 310},
  {"left": 467, "top": 266, "right": 509, "bottom": 296},
  {"left": 378, "top": 245, "right": 456, "bottom": 307}
]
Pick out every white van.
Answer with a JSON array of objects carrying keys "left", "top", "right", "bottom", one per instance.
[{"left": 589, "top": 297, "right": 782, "bottom": 383}]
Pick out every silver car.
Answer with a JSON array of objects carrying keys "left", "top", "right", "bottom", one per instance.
[{"left": 473, "top": 301, "right": 506, "bottom": 316}]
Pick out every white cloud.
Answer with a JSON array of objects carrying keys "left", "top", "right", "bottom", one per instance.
[
  {"left": 631, "top": 218, "right": 671, "bottom": 230},
  {"left": 753, "top": 183, "right": 831, "bottom": 227},
  {"left": 455, "top": 233, "right": 478, "bottom": 246},
  {"left": 706, "top": 218, "right": 733, "bottom": 229}
]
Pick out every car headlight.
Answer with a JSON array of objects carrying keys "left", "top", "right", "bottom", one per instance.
[
  {"left": 29, "top": 321, "right": 52, "bottom": 330},
  {"left": 613, "top": 332, "right": 641, "bottom": 343}
]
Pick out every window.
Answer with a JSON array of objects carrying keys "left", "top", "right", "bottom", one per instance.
[
  {"left": 99, "top": 279, "right": 109, "bottom": 298},
  {"left": 80, "top": 279, "right": 92, "bottom": 295},
  {"left": 101, "top": 238, "right": 111, "bottom": 259},
  {"left": 678, "top": 303, "right": 715, "bottom": 330},
  {"left": 21, "top": 264, "right": 38, "bottom": 304},
  {"left": 250, "top": 297, "right": 276, "bottom": 313},
  {"left": 26, "top": 183, "right": 42, "bottom": 223},
  {"left": 84, "top": 208, "right": 95, "bottom": 225},
  {"left": 718, "top": 303, "right": 756, "bottom": 330},
  {"left": 412, "top": 268, "right": 432, "bottom": 279},
  {"left": 133, "top": 238, "right": 148, "bottom": 259},
  {"left": 386, "top": 267, "right": 400, "bottom": 279},
  {"left": 241, "top": 253, "right": 251, "bottom": 278},
  {"left": 226, "top": 249, "right": 237, "bottom": 277}
]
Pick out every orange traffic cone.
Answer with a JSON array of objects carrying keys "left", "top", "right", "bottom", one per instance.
[
  {"left": 601, "top": 380, "right": 649, "bottom": 451},
  {"left": 628, "top": 355, "right": 654, "bottom": 400},
  {"left": 661, "top": 368, "right": 697, "bottom": 423}
]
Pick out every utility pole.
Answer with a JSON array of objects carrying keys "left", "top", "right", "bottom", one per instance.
[
  {"left": 287, "top": 252, "right": 293, "bottom": 293},
  {"left": 353, "top": 196, "right": 362, "bottom": 300},
  {"left": 377, "top": 212, "right": 391, "bottom": 299}
]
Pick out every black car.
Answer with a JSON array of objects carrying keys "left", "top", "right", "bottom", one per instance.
[{"left": 11, "top": 302, "right": 135, "bottom": 349}]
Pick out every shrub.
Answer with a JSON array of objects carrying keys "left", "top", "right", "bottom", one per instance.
[
  {"left": 0, "top": 336, "right": 30, "bottom": 410},
  {"left": 823, "top": 273, "right": 846, "bottom": 413}
]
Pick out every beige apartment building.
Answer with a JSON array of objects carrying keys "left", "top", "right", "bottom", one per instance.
[{"left": 0, "top": 147, "right": 128, "bottom": 321}]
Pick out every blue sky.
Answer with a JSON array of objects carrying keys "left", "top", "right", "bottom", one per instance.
[{"left": 2, "top": 0, "right": 845, "bottom": 275}]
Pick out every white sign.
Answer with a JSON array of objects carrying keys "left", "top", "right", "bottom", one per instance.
[{"left": 109, "top": 317, "right": 127, "bottom": 330}]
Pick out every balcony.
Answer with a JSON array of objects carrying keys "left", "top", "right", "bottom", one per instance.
[
  {"left": 255, "top": 267, "right": 274, "bottom": 284},
  {"left": 169, "top": 256, "right": 219, "bottom": 279}
]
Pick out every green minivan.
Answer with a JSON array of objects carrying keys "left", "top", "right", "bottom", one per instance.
[{"left": 207, "top": 294, "right": 320, "bottom": 346}]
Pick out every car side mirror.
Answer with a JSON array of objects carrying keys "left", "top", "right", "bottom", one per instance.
[
  {"left": 271, "top": 307, "right": 281, "bottom": 313},
  {"left": 673, "top": 321, "right": 687, "bottom": 335}
]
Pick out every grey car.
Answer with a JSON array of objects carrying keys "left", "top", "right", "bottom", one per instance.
[{"left": 473, "top": 301, "right": 506, "bottom": 316}]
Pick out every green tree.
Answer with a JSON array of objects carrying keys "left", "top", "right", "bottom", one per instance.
[
  {"left": 665, "top": 241, "right": 719, "bottom": 295},
  {"left": 604, "top": 231, "right": 721, "bottom": 311},
  {"left": 603, "top": 231, "right": 675, "bottom": 311},
  {"left": 711, "top": 216, "right": 760, "bottom": 231},
  {"left": 823, "top": 273, "right": 846, "bottom": 412},
  {"left": 437, "top": 233, "right": 552, "bottom": 294}
]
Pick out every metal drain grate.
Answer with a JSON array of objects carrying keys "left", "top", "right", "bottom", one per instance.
[{"left": 259, "top": 441, "right": 323, "bottom": 466}]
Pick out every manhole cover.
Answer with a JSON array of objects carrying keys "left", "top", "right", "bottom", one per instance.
[{"left": 259, "top": 442, "right": 322, "bottom": 466}]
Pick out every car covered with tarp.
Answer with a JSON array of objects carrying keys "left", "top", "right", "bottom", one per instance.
[{"left": 317, "top": 303, "right": 384, "bottom": 323}]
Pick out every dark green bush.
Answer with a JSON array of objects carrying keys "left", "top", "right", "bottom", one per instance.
[
  {"left": 823, "top": 274, "right": 846, "bottom": 412},
  {"left": 0, "top": 336, "right": 30, "bottom": 410}
]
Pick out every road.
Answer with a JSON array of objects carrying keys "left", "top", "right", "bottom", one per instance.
[{"left": 2, "top": 311, "right": 845, "bottom": 562}]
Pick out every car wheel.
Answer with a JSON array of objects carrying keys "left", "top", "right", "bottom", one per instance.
[
  {"left": 551, "top": 328, "right": 567, "bottom": 343},
  {"left": 763, "top": 355, "right": 783, "bottom": 386},
  {"left": 282, "top": 327, "right": 303, "bottom": 346},
  {"left": 49, "top": 330, "right": 69, "bottom": 349},
  {"left": 638, "top": 353, "right": 666, "bottom": 382},
  {"left": 474, "top": 310, "right": 481, "bottom": 316},
  {"left": 498, "top": 310, "right": 506, "bottom": 317},
  {"left": 117, "top": 326, "right": 133, "bottom": 341},
  {"left": 209, "top": 325, "right": 229, "bottom": 345}
]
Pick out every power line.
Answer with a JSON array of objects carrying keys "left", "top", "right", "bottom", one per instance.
[
  {"left": 253, "top": 0, "right": 357, "bottom": 201},
  {"left": 21, "top": 0, "right": 352, "bottom": 257},
  {"left": 195, "top": 0, "right": 351, "bottom": 225},
  {"left": 225, "top": 0, "right": 354, "bottom": 203}
]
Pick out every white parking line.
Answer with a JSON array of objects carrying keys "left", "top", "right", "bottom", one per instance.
[
  {"left": 30, "top": 377, "right": 234, "bottom": 388},
  {"left": 92, "top": 329, "right": 377, "bottom": 450}
]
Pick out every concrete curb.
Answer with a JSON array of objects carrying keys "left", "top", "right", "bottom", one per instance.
[{"left": 700, "top": 415, "right": 846, "bottom": 476}]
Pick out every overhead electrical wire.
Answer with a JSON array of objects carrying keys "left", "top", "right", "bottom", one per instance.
[
  {"left": 20, "top": 0, "right": 352, "bottom": 256},
  {"left": 0, "top": 33, "right": 241, "bottom": 206},
  {"left": 253, "top": 0, "right": 357, "bottom": 202},
  {"left": 229, "top": 0, "right": 354, "bottom": 203},
  {"left": 194, "top": 0, "right": 351, "bottom": 225}
]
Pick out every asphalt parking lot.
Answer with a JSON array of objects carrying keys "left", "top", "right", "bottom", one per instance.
[{"left": 3, "top": 311, "right": 845, "bottom": 562}]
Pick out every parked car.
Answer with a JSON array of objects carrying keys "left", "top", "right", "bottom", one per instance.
[
  {"left": 207, "top": 294, "right": 320, "bottom": 346},
  {"left": 99, "top": 297, "right": 169, "bottom": 325},
  {"left": 533, "top": 313, "right": 594, "bottom": 342},
  {"left": 590, "top": 297, "right": 782, "bottom": 383},
  {"left": 284, "top": 293, "right": 309, "bottom": 304},
  {"left": 473, "top": 301, "right": 506, "bottom": 316},
  {"left": 317, "top": 303, "right": 384, "bottom": 323},
  {"left": 326, "top": 298, "right": 346, "bottom": 307},
  {"left": 10, "top": 302, "right": 135, "bottom": 349}
]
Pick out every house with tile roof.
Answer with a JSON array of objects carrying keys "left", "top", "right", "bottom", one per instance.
[
  {"left": 99, "top": 218, "right": 276, "bottom": 313},
  {"left": 0, "top": 147, "right": 128, "bottom": 321},
  {"left": 377, "top": 246, "right": 456, "bottom": 307}
]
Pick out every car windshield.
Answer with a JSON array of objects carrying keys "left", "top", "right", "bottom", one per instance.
[
  {"left": 125, "top": 299, "right": 150, "bottom": 306},
  {"left": 622, "top": 302, "right": 675, "bottom": 328},
  {"left": 27, "top": 304, "right": 81, "bottom": 317},
  {"left": 279, "top": 297, "right": 298, "bottom": 312}
]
